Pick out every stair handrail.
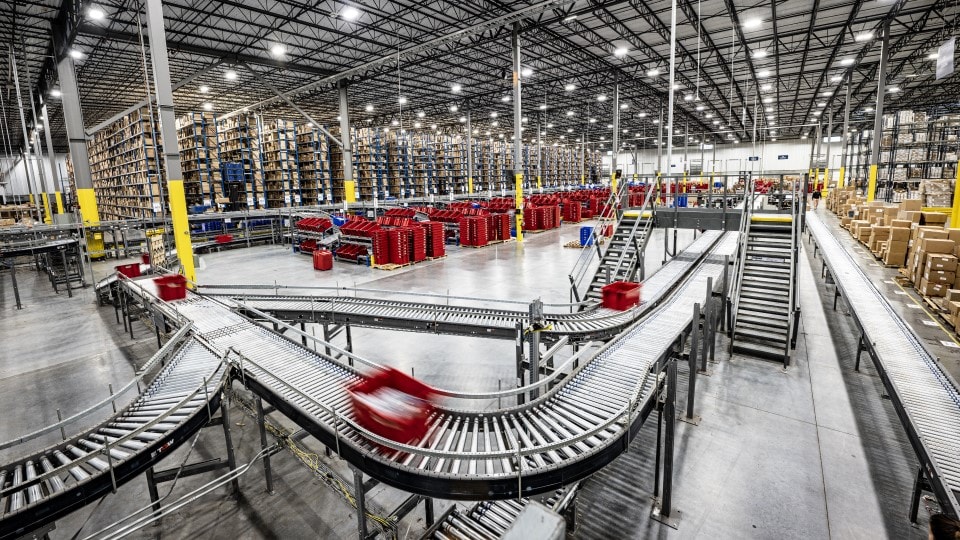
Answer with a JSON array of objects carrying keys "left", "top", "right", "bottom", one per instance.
[
  {"left": 606, "top": 186, "right": 657, "bottom": 284},
  {"left": 567, "top": 180, "right": 630, "bottom": 301},
  {"left": 729, "top": 174, "right": 757, "bottom": 333},
  {"left": 784, "top": 176, "right": 802, "bottom": 360}
]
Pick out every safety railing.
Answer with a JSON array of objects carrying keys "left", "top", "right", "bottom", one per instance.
[
  {"left": 783, "top": 178, "right": 802, "bottom": 362},
  {"left": 728, "top": 175, "right": 758, "bottom": 333},
  {"left": 567, "top": 180, "right": 630, "bottom": 302}
]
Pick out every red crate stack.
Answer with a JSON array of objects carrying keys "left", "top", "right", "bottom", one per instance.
[
  {"left": 386, "top": 228, "right": 409, "bottom": 265},
  {"left": 408, "top": 226, "right": 427, "bottom": 262},
  {"left": 471, "top": 216, "right": 489, "bottom": 246},
  {"left": 371, "top": 230, "right": 389, "bottom": 264},
  {"left": 459, "top": 218, "right": 472, "bottom": 246},
  {"left": 495, "top": 213, "right": 511, "bottom": 241},
  {"left": 422, "top": 221, "right": 445, "bottom": 257}
]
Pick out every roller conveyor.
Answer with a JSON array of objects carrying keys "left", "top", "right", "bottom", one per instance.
[
  {"left": 0, "top": 337, "right": 226, "bottom": 539},
  {"left": 113, "top": 230, "right": 736, "bottom": 500},
  {"left": 228, "top": 292, "right": 639, "bottom": 342},
  {"left": 807, "top": 212, "right": 960, "bottom": 518}
]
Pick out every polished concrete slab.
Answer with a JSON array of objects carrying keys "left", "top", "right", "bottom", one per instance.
[{"left": 0, "top": 218, "right": 938, "bottom": 539}]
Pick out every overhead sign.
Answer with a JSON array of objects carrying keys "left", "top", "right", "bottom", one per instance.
[
  {"left": 937, "top": 37, "right": 955, "bottom": 80},
  {"left": 778, "top": 154, "right": 789, "bottom": 160},
  {"left": 748, "top": 156, "right": 760, "bottom": 162}
]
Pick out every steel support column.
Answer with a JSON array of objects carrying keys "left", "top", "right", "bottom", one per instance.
[
  {"left": 9, "top": 49, "right": 43, "bottom": 222},
  {"left": 867, "top": 21, "right": 890, "bottom": 202},
  {"left": 56, "top": 47, "right": 105, "bottom": 258},
  {"left": 512, "top": 22, "right": 524, "bottom": 243},
  {"left": 39, "top": 98, "right": 64, "bottom": 214},
  {"left": 466, "top": 110, "right": 474, "bottom": 194},
  {"left": 145, "top": 0, "right": 196, "bottom": 284},
  {"left": 339, "top": 82, "right": 356, "bottom": 203},
  {"left": 839, "top": 82, "right": 851, "bottom": 188},
  {"left": 612, "top": 78, "right": 620, "bottom": 193}
]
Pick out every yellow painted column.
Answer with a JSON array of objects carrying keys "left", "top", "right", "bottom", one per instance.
[
  {"left": 610, "top": 171, "right": 618, "bottom": 195},
  {"left": 77, "top": 188, "right": 105, "bottom": 258},
  {"left": 537, "top": 175, "right": 542, "bottom": 190},
  {"left": 580, "top": 174, "right": 585, "bottom": 186},
  {"left": 28, "top": 193, "right": 35, "bottom": 207},
  {"left": 40, "top": 193, "right": 52, "bottom": 224},
  {"left": 514, "top": 172, "right": 524, "bottom": 243},
  {"left": 54, "top": 192, "right": 65, "bottom": 213},
  {"left": 838, "top": 167, "right": 846, "bottom": 189},
  {"left": 951, "top": 160, "right": 960, "bottom": 228},
  {"left": 867, "top": 164, "right": 878, "bottom": 202},
  {"left": 167, "top": 180, "right": 196, "bottom": 285},
  {"left": 467, "top": 177, "right": 474, "bottom": 194},
  {"left": 344, "top": 180, "right": 357, "bottom": 203}
]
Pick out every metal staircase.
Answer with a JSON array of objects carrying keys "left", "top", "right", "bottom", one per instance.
[
  {"left": 730, "top": 181, "right": 801, "bottom": 367},
  {"left": 569, "top": 185, "right": 654, "bottom": 304}
]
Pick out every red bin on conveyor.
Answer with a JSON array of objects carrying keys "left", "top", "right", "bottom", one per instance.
[
  {"left": 115, "top": 263, "right": 141, "bottom": 279},
  {"left": 313, "top": 249, "right": 333, "bottom": 271},
  {"left": 601, "top": 281, "right": 642, "bottom": 310},
  {"left": 349, "top": 367, "right": 436, "bottom": 444},
  {"left": 153, "top": 274, "right": 187, "bottom": 301}
]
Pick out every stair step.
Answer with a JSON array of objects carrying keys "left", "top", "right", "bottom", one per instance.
[
  {"left": 737, "top": 313, "right": 789, "bottom": 328},
  {"left": 735, "top": 320, "right": 788, "bottom": 337},
  {"left": 737, "top": 298, "right": 789, "bottom": 314},
  {"left": 734, "top": 330, "right": 788, "bottom": 348},
  {"left": 731, "top": 340, "right": 788, "bottom": 361}
]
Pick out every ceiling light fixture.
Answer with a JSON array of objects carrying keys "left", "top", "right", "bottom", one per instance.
[
  {"left": 567, "top": 110, "right": 575, "bottom": 116},
  {"left": 647, "top": 68, "right": 660, "bottom": 77},
  {"left": 539, "top": 104, "right": 547, "bottom": 110},
  {"left": 753, "top": 50, "right": 767, "bottom": 59},
  {"left": 757, "top": 70, "right": 771, "bottom": 78},
  {"left": 521, "top": 67, "right": 533, "bottom": 77},
  {"left": 854, "top": 32, "right": 873, "bottom": 42},
  {"left": 614, "top": 47, "right": 628, "bottom": 57},
  {"left": 398, "top": 96, "right": 407, "bottom": 104},
  {"left": 840, "top": 58, "right": 855, "bottom": 66},
  {"left": 69, "top": 49, "right": 84, "bottom": 59},
  {"left": 50, "top": 89, "right": 62, "bottom": 98},
  {"left": 565, "top": 83, "right": 576, "bottom": 91},
  {"left": 449, "top": 104, "right": 458, "bottom": 112},
  {"left": 743, "top": 17, "right": 762, "bottom": 29},
  {"left": 341, "top": 5, "right": 361, "bottom": 20},
  {"left": 199, "top": 85, "right": 210, "bottom": 93},
  {"left": 459, "top": 116, "right": 466, "bottom": 122},
  {"left": 597, "top": 94, "right": 607, "bottom": 101},
  {"left": 684, "top": 94, "right": 694, "bottom": 101},
  {"left": 203, "top": 102, "right": 213, "bottom": 111},
  {"left": 501, "top": 95, "right": 510, "bottom": 102},
  {"left": 451, "top": 83, "right": 462, "bottom": 92},
  {"left": 365, "top": 104, "right": 374, "bottom": 112},
  {"left": 88, "top": 6, "right": 105, "bottom": 20},
  {"left": 491, "top": 112, "right": 498, "bottom": 118},
  {"left": 270, "top": 43, "right": 286, "bottom": 58},
  {"left": 224, "top": 69, "right": 237, "bottom": 80},
  {"left": 417, "top": 111, "right": 425, "bottom": 118}
]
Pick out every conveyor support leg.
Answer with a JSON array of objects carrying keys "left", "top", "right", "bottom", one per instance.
[
  {"left": 353, "top": 468, "right": 368, "bottom": 539},
  {"left": 220, "top": 395, "right": 240, "bottom": 495},
  {"left": 257, "top": 397, "right": 274, "bottom": 494}
]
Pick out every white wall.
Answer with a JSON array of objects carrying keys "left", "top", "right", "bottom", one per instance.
[
  {"left": 0, "top": 153, "right": 70, "bottom": 199},
  {"left": 602, "top": 138, "right": 841, "bottom": 180}
]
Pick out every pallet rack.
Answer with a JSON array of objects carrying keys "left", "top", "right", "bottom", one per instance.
[
  {"left": 176, "top": 111, "right": 219, "bottom": 208},
  {"left": 87, "top": 106, "right": 166, "bottom": 220},
  {"left": 386, "top": 131, "right": 413, "bottom": 198},
  {"left": 260, "top": 118, "right": 299, "bottom": 208},
  {"left": 216, "top": 112, "right": 263, "bottom": 209},
  {"left": 295, "top": 124, "right": 332, "bottom": 206}
]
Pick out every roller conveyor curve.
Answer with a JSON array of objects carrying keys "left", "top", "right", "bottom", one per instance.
[
  {"left": 807, "top": 212, "right": 960, "bottom": 517},
  {"left": 0, "top": 335, "right": 227, "bottom": 539},
  {"left": 111, "top": 230, "right": 736, "bottom": 500}
]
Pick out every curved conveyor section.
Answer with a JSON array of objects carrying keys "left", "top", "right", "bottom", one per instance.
[
  {"left": 113, "top": 231, "right": 735, "bottom": 500},
  {"left": 228, "top": 292, "right": 638, "bottom": 342},
  {"left": 0, "top": 337, "right": 226, "bottom": 539},
  {"left": 807, "top": 212, "right": 960, "bottom": 517}
]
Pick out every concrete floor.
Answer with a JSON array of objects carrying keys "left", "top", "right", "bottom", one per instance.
[{"left": 0, "top": 215, "right": 944, "bottom": 539}]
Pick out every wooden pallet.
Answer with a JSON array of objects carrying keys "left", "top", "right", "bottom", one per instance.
[{"left": 372, "top": 262, "right": 412, "bottom": 270}]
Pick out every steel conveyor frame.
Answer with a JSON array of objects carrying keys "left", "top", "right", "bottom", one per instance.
[{"left": 807, "top": 212, "right": 960, "bottom": 519}]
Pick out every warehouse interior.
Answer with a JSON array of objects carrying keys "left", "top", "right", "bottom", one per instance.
[{"left": 2, "top": 1, "right": 960, "bottom": 539}]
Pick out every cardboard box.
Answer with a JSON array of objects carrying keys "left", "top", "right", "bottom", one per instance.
[
  {"left": 901, "top": 199, "right": 923, "bottom": 211},
  {"left": 891, "top": 219, "right": 913, "bottom": 228},
  {"left": 946, "top": 228, "right": 960, "bottom": 243},
  {"left": 922, "top": 212, "right": 949, "bottom": 225},
  {"left": 890, "top": 227, "right": 911, "bottom": 242},
  {"left": 923, "top": 269, "right": 957, "bottom": 285},
  {"left": 921, "top": 238, "right": 957, "bottom": 254},
  {"left": 919, "top": 229, "right": 949, "bottom": 241},
  {"left": 946, "top": 289, "right": 960, "bottom": 303},
  {"left": 902, "top": 211, "right": 922, "bottom": 223},
  {"left": 926, "top": 254, "right": 959, "bottom": 272},
  {"left": 948, "top": 300, "right": 960, "bottom": 319},
  {"left": 918, "top": 278, "right": 949, "bottom": 297},
  {"left": 884, "top": 247, "right": 908, "bottom": 267}
]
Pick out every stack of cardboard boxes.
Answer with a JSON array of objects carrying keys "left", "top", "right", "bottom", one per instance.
[{"left": 945, "top": 289, "right": 960, "bottom": 334}]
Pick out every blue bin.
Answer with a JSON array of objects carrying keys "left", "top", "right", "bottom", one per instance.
[
  {"left": 332, "top": 215, "right": 347, "bottom": 227},
  {"left": 677, "top": 195, "right": 688, "bottom": 207},
  {"left": 580, "top": 226, "right": 594, "bottom": 246}
]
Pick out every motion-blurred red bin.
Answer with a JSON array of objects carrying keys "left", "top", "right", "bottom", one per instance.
[
  {"left": 601, "top": 281, "right": 641, "bottom": 310},
  {"left": 349, "top": 368, "right": 436, "bottom": 445},
  {"left": 154, "top": 274, "right": 187, "bottom": 301}
]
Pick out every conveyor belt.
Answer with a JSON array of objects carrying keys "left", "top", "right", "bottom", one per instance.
[
  {"left": 113, "top": 230, "right": 735, "bottom": 500},
  {"left": 0, "top": 335, "right": 226, "bottom": 539},
  {"left": 807, "top": 212, "right": 960, "bottom": 517}
]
